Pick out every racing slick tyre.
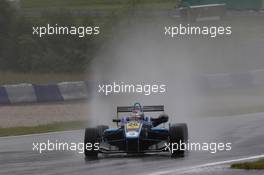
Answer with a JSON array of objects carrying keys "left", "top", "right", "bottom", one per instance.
[
  {"left": 169, "top": 123, "right": 188, "bottom": 157},
  {"left": 84, "top": 128, "right": 100, "bottom": 158},
  {"left": 97, "top": 125, "right": 109, "bottom": 137}
]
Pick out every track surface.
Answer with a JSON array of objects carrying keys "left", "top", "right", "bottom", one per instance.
[{"left": 0, "top": 113, "right": 263, "bottom": 175}]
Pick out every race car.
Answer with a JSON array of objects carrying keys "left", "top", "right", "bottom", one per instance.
[{"left": 84, "top": 102, "right": 188, "bottom": 158}]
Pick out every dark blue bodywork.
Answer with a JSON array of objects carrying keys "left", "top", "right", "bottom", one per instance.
[{"left": 99, "top": 103, "right": 169, "bottom": 153}]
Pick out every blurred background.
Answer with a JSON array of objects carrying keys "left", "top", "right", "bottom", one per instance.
[{"left": 0, "top": 0, "right": 264, "bottom": 131}]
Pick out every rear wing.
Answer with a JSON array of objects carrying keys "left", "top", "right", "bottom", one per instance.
[
  {"left": 113, "top": 105, "right": 164, "bottom": 126},
  {"left": 117, "top": 105, "right": 164, "bottom": 113}
]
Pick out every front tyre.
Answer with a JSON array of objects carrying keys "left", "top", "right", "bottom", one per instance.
[
  {"left": 97, "top": 125, "right": 109, "bottom": 137},
  {"left": 84, "top": 128, "right": 100, "bottom": 158},
  {"left": 169, "top": 123, "right": 188, "bottom": 157}
]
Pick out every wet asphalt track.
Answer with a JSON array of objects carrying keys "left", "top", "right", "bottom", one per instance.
[{"left": 0, "top": 113, "right": 263, "bottom": 175}]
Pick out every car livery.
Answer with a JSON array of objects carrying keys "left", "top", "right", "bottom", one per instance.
[{"left": 84, "top": 103, "right": 188, "bottom": 158}]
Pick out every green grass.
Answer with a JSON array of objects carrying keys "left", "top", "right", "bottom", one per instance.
[
  {"left": 0, "top": 120, "right": 88, "bottom": 137},
  {"left": 231, "top": 159, "right": 264, "bottom": 170},
  {"left": 0, "top": 72, "right": 86, "bottom": 84}
]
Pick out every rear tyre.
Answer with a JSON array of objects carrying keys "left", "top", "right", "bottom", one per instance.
[
  {"left": 169, "top": 123, "right": 188, "bottom": 157},
  {"left": 84, "top": 128, "right": 100, "bottom": 158}
]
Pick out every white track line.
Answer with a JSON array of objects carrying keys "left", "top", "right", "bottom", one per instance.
[
  {"left": 0, "top": 129, "right": 82, "bottom": 139},
  {"left": 149, "top": 154, "right": 264, "bottom": 175}
]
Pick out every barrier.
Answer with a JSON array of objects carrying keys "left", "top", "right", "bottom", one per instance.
[
  {"left": 34, "top": 84, "right": 63, "bottom": 102},
  {"left": 58, "top": 81, "right": 89, "bottom": 100},
  {"left": 0, "top": 86, "right": 10, "bottom": 104},
  {"left": 1, "top": 70, "right": 264, "bottom": 105},
  {"left": 4, "top": 84, "right": 36, "bottom": 103}
]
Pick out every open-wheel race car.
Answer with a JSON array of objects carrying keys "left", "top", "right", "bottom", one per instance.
[{"left": 84, "top": 102, "right": 188, "bottom": 158}]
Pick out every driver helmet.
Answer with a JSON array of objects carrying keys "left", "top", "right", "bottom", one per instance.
[{"left": 131, "top": 108, "right": 144, "bottom": 120}]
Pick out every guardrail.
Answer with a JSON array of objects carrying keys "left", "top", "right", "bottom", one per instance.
[
  {"left": 0, "top": 81, "right": 92, "bottom": 105},
  {"left": 1, "top": 69, "right": 264, "bottom": 105},
  {"left": 202, "top": 69, "right": 264, "bottom": 89}
]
